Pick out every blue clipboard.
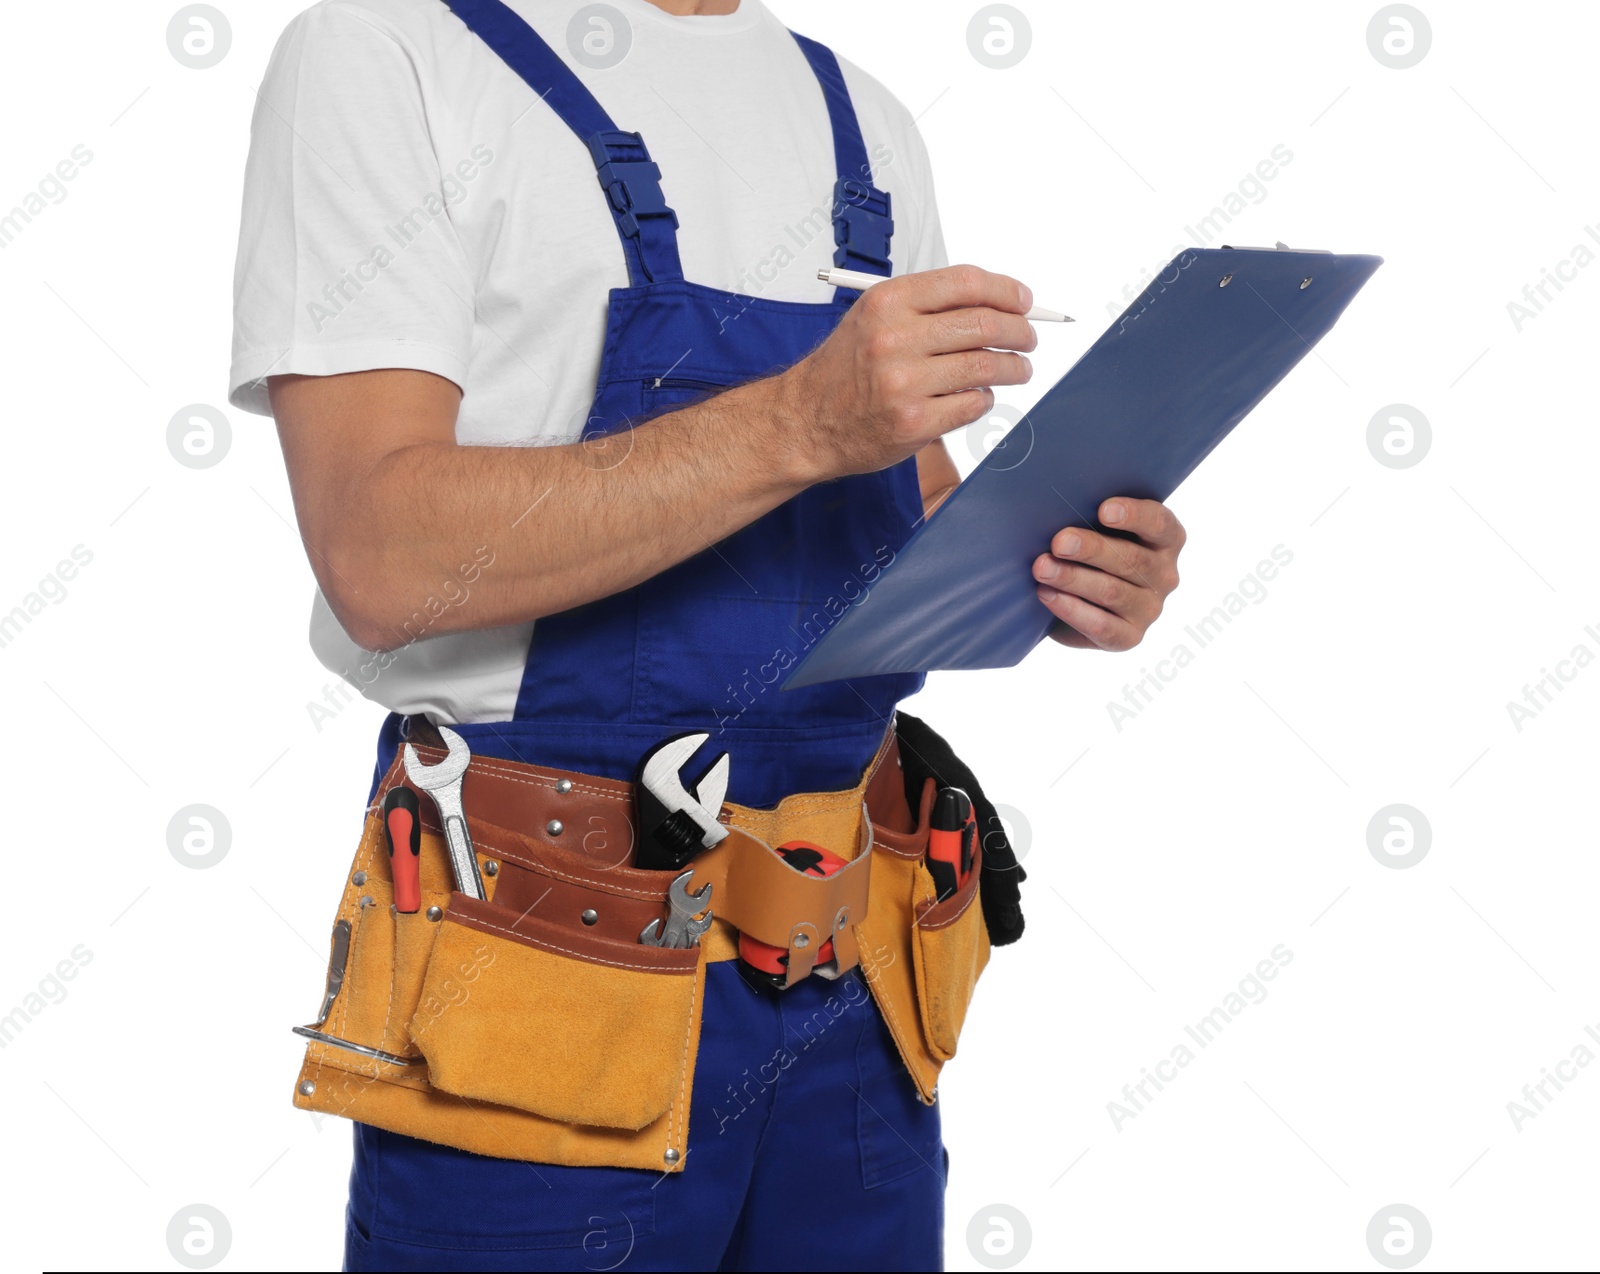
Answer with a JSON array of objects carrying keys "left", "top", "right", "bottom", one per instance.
[{"left": 784, "top": 246, "right": 1382, "bottom": 689}]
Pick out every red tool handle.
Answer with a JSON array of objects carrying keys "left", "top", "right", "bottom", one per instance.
[
  {"left": 384, "top": 786, "right": 422, "bottom": 914},
  {"left": 928, "top": 788, "right": 974, "bottom": 901}
]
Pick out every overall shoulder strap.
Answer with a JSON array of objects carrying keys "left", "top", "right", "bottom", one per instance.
[
  {"left": 789, "top": 32, "right": 895, "bottom": 294},
  {"left": 444, "top": 0, "right": 683, "bottom": 285}
]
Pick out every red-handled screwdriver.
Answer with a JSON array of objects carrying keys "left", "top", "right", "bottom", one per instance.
[
  {"left": 384, "top": 786, "right": 422, "bottom": 914},
  {"left": 927, "top": 787, "right": 974, "bottom": 902}
]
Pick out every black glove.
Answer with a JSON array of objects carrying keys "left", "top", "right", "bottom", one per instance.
[{"left": 894, "top": 712, "right": 1026, "bottom": 947}]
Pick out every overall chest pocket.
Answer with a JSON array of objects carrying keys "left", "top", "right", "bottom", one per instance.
[{"left": 640, "top": 376, "right": 727, "bottom": 416}]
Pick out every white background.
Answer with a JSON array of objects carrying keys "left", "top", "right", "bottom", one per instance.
[{"left": 2, "top": 0, "right": 1596, "bottom": 1270}]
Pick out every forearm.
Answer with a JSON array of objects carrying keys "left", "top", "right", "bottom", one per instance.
[
  {"left": 278, "top": 375, "right": 809, "bottom": 651},
  {"left": 916, "top": 439, "right": 960, "bottom": 517},
  {"left": 274, "top": 266, "right": 1040, "bottom": 654}
]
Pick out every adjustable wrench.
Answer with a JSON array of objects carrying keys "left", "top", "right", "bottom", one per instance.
[
  {"left": 402, "top": 726, "right": 486, "bottom": 901},
  {"left": 634, "top": 732, "right": 730, "bottom": 872}
]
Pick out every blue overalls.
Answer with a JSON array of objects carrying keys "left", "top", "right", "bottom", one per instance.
[{"left": 347, "top": 2, "right": 944, "bottom": 1268}]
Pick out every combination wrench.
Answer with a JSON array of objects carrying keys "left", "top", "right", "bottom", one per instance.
[{"left": 401, "top": 726, "right": 486, "bottom": 901}]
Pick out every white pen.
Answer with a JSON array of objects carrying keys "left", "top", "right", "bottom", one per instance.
[{"left": 817, "top": 267, "right": 1073, "bottom": 322}]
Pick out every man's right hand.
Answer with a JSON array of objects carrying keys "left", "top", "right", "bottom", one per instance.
[{"left": 771, "top": 264, "right": 1038, "bottom": 482}]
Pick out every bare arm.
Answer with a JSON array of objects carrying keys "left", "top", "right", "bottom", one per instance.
[
  {"left": 271, "top": 368, "right": 815, "bottom": 651},
  {"left": 272, "top": 265, "right": 1037, "bottom": 651},
  {"left": 915, "top": 439, "right": 961, "bottom": 517}
]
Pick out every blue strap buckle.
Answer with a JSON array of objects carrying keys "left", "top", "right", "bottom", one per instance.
[
  {"left": 587, "top": 130, "right": 679, "bottom": 240},
  {"left": 831, "top": 177, "right": 894, "bottom": 275}
]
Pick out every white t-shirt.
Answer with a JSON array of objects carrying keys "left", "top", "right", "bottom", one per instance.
[{"left": 230, "top": 0, "right": 947, "bottom": 723}]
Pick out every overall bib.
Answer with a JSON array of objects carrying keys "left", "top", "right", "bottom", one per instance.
[
  {"left": 346, "top": 3, "right": 944, "bottom": 1268},
  {"left": 373, "top": 2, "right": 924, "bottom": 803}
]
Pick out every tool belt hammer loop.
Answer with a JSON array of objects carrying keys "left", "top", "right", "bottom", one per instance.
[{"left": 686, "top": 808, "right": 873, "bottom": 986}]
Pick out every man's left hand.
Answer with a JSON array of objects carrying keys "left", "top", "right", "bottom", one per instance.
[{"left": 1033, "top": 498, "right": 1186, "bottom": 650}]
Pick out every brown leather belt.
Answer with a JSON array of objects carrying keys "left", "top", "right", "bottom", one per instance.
[{"left": 381, "top": 727, "right": 917, "bottom": 980}]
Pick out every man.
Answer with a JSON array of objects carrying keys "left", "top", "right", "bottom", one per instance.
[{"left": 233, "top": 0, "right": 1185, "bottom": 1268}]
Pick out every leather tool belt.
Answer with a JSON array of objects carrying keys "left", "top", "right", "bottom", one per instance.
[{"left": 291, "top": 724, "right": 991, "bottom": 1172}]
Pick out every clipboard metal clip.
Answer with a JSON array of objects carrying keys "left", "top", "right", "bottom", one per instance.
[{"left": 1219, "top": 241, "right": 1334, "bottom": 253}]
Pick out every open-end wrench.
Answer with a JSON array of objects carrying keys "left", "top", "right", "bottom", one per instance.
[
  {"left": 639, "top": 870, "right": 714, "bottom": 949},
  {"left": 402, "top": 726, "right": 486, "bottom": 901},
  {"left": 635, "top": 732, "right": 730, "bottom": 871}
]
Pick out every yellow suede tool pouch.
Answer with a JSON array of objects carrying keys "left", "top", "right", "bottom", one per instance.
[
  {"left": 909, "top": 834, "right": 988, "bottom": 1062},
  {"left": 409, "top": 888, "right": 701, "bottom": 1131},
  {"left": 856, "top": 779, "right": 991, "bottom": 1101},
  {"left": 292, "top": 760, "right": 710, "bottom": 1171}
]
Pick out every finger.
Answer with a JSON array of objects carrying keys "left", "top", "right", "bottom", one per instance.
[
  {"left": 1032, "top": 555, "right": 1161, "bottom": 625},
  {"left": 1049, "top": 527, "right": 1168, "bottom": 592},
  {"left": 921, "top": 307, "right": 1038, "bottom": 357},
  {"left": 1034, "top": 584, "right": 1140, "bottom": 652},
  {"left": 926, "top": 348, "right": 1033, "bottom": 396},
  {"left": 924, "top": 387, "right": 996, "bottom": 438},
  {"left": 1100, "top": 497, "right": 1186, "bottom": 549},
  {"left": 1047, "top": 622, "right": 1098, "bottom": 649},
  {"left": 902, "top": 264, "right": 1033, "bottom": 317}
]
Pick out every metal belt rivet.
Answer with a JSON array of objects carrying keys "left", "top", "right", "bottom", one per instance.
[
  {"left": 427, "top": 906, "right": 443, "bottom": 922},
  {"left": 484, "top": 860, "right": 499, "bottom": 877},
  {"left": 663, "top": 1148, "right": 680, "bottom": 1165},
  {"left": 835, "top": 907, "right": 849, "bottom": 930},
  {"left": 546, "top": 819, "right": 564, "bottom": 836},
  {"left": 298, "top": 1080, "right": 316, "bottom": 1096},
  {"left": 1300, "top": 277, "right": 1313, "bottom": 289},
  {"left": 555, "top": 779, "right": 573, "bottom": 795},
  {"left": 352, "top": 871, "right": 367, "bottom": 886},
  {"left": 581, "top": 909, "right": 599, "bottom": 926},
  {"left": 359, "top": 895, "right": 374, "bottom": 909},
  {"left": 1219, "top": 274, "right": 1233, "bottom": 287},
  {"left": 793, "top": 932, "right": 810, "bottom": 949}
]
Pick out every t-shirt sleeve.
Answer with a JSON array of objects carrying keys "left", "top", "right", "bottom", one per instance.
[
  {"left": 893, "top": 112, "right": 949, "bottom": 275},
  {"left": 835, "top": 57, "right": 949, "bottom": 279},
  {"left": 229, "top": 3, "right": 474, "bottom": 416}
]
